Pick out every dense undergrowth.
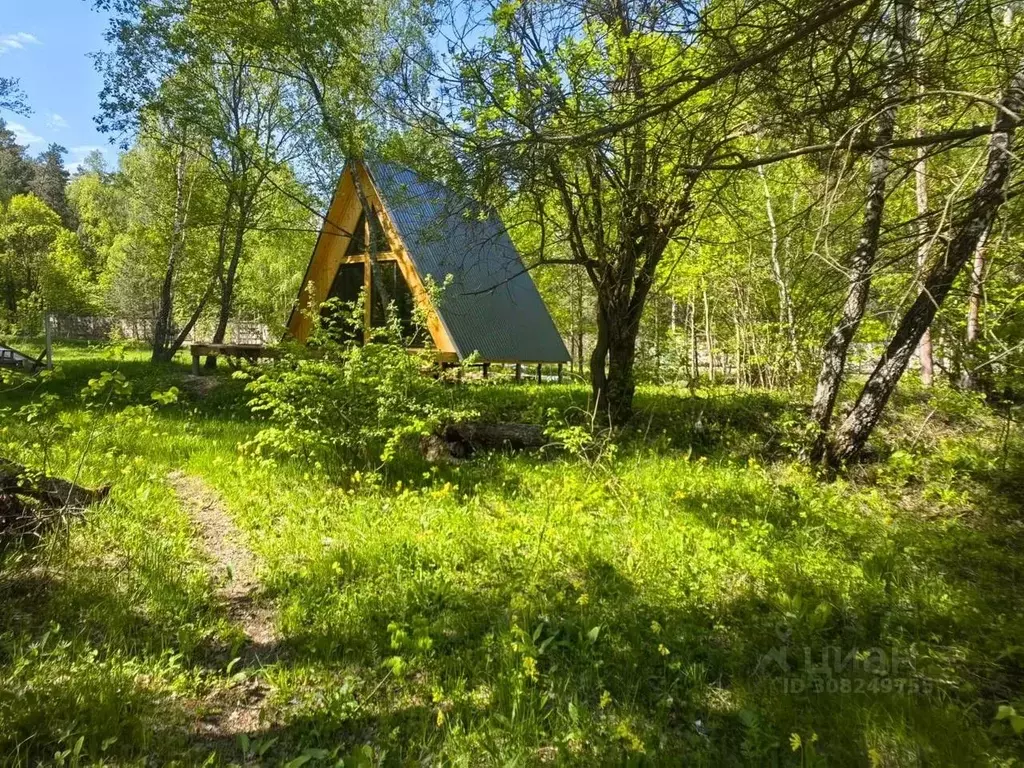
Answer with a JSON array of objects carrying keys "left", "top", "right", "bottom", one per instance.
[{"left": 1, "top": 343, "right": 1023, "bottom": 766}]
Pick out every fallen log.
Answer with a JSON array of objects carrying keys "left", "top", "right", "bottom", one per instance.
[
  {"left": 0, "top": 459, "right": 110, "bottom": 539},
  {"left": 0, "top": 460, "right": 110, "bottom": 509},
  {"left": 422, "top": 422, "right": 548, "bottom": 462}
]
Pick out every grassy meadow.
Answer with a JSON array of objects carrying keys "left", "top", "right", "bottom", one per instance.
[{"left": 1, "top": 343, "right": 1023, "bottom": 766}]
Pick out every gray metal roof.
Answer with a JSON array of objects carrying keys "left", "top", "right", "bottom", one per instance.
[{"left": 366, "top": 161, "right": 570, "bottom": 364}]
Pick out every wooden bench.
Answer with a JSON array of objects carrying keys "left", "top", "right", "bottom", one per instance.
[{"left": 189, "top": 343, "right": 280, "bottom": 375}]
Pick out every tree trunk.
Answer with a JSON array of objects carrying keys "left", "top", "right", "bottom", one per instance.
[
  {"left": 703, "top": 284, "right": 714, "bottom": 381},
  {"left": 590, "top": 302, "right": 610, "bottom": 412},
  {"left": 734, "top": 309, "right": 744, "bottom": 388},
  {"left": 960, "top": 224, "right": 990, "bottom": 389},
  {"left": 207, "top": 195, "right": 250, "bottom": 369},
  {"left": 201, "top": 189, "right": 236, "bottom": 367},
  {"left": 914, "top": 140, "right": 935, "bottom": 386},
  {"left": 758, "top": 163, "right": 800, "bottom": 374},
  {"left": 0, "top": 458, "right": 110, "bottom": 538},
  {"left": 653, "top": 293, "right": 662, "bottom": 380},
  {"left": 605, "top": 319, "right": 639, "bottom": 425},
  {"left": 0, "top": 459, "right": 110, "bottom": 510},
  {"left": 152, "top": 142, "right": 189, "bottom": 363},
  {"left": 808, "top": 98, "right": 897, "bottom": 462},
  {"left": 688, "top": 292, "right": 698, "bottom": 383},
  {"left": 590, "top": 283, "right": 644, "bottom": 426},
  {"left": 574, "top": 268, "right": 585, "bottom": 375},
  {"left": 911, "top": 6, "right": 935, "bottom": 388},
  {"left": 167, "top": 285, "right": 214, "bottom": 361},
  {"left": 830, "top": 61, "right": 1024, "bottom": 466},
  {"left": 422, "top": 422, "right": 548, "bottom": 462}
]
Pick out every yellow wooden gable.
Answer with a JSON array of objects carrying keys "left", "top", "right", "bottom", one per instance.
[{"left": 286, "top": 161, "right": 458, "bottom": 360}]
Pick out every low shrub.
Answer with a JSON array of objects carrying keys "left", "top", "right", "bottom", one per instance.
[{"left": 238, "top": 301, "right": 477, "bottom": 475}]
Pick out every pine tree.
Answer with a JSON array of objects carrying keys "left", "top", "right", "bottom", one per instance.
[
  {"left": 29, "top": 143, "right": 75, "bottom": 229},
  {"left": 0, "top": 120, "right": 33, "bottom": 204}
]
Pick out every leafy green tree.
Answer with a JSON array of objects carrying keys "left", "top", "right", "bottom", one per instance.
[
  {"left": 396, "top": 0, "right": 890, "bottom": 423},
  {"left": 95, "top": 0, "right": 335, "bottom": 360},
  {"left": 39, "top": 230, "right": 98, "bottom": 314},
  {"left": 67, "top": 155, "right": 127, "bottom": 272},
  {"left": 110, "top": 129, "right": 225, "bottom": 357},
  {"left": 0, "top": 194, "right": 62, "bottom": 317},
  {"left": 830, "top": 60, "right": 1024, "bottom": 464},
  {"left": 0, "top": 193, "right": 97, "bottom": 323}
]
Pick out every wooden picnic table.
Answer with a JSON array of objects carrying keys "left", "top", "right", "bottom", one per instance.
[{"left": 189, "top": 343, "right": 280, "bottom": 375}]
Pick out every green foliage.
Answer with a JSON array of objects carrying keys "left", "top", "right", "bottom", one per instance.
[
  {"left": 0, "top": 193, "right": 97, "bottom": 325},
  {"left": 0, "top": 630, "right": 189, "bottom": 764},
  {"left": 240, "top": 305, "right": 476, "bottom": 474},
  {"left": 40, "top": 230, "right": 98, "bottom": 314},
  {"left": 1, "top": 344, "right": 1023, "bottom": 764}
]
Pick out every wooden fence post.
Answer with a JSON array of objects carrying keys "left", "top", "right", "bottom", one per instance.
[
  {"left": 44, "top": 313, "right": 53, "bottom": 370},
  {"left": 515, "top": 363, "right": 522, "bottom": 383}
]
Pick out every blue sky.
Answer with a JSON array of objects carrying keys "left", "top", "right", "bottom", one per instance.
[{"left": 1, "top": 0, "right": 116, "bottom": 171}]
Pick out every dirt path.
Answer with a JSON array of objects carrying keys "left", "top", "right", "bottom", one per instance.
[{"left": 167, "top": 470, "right": 279, "bottom": 740}]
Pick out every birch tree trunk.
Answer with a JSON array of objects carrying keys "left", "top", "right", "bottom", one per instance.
[
  {"left": 959, "top": 5, "right": 1014, "bottom": 391},
  {"left": 152, "top": 141, "right": 189, "bottom": 363},
  {"left": 914, "top": 142, "right": 935, "bottom": 386},
  {"left": 703, "top": 284, "right": 715, "bottom": 381},
  {"left": 758, "top": 163, "right": 800, "bottom": 374},
  {"left": 688, "top": 292, "right": 698, "bottom": 382},
  {"left": 831, "top": 61, "right": 1024, "bottom": 465},
  {"left": 808, "top": 98, "right": 897, "bottom": 461},
  {"left": 575, "top": 268, "right": 585, "bottom": 375},
  {"left": 909, "top": 7, "right": 935, "bottom": 387},
  {"left": 960, "top": 224, "right": 990, "bottom": 389}
]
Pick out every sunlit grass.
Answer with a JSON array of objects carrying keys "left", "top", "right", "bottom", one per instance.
[{"left": 1, "top": 343, "right": 1022, "bottom": 765}]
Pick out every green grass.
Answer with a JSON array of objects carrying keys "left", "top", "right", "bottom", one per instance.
[{"left": 1, "top": 343, "right": 1023, "bottom": 765}]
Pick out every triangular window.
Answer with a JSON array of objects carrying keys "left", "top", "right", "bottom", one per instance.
[
  {"left": 346, "top": 208, "right": 390, "bottom": 256},
  {"left": 370, "top": 261, "right": 426, "bottom": 345},
  {"left": 320, "top": 262, "right": 365, "bottom": 344}
]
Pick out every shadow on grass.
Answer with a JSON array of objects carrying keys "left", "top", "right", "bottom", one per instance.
[
  {"left": 4, "top": 348, "right": 1024, "bottom": 763},
  {"left": 3, "top": 469, "right": 1023, "bottom": 765},
  {"left": 177, "top": 545, "right": 1001, "bottom": 765},
  {"left": 0, "top": 550, "right": 203, "bottom": 763}
]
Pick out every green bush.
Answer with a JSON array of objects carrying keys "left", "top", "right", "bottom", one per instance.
[{"left": 239, "top": 300, "right": 476, "bottom": 475}]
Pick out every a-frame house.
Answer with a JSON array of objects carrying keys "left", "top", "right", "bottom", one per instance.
[{"left": 287, "top": 160, "right": 570, "bottom": 367}]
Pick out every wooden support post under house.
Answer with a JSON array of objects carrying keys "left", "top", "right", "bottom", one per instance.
[
  {"left": 515, "top": 363, "right": 523, "bottom": 383},
  {"left": 557, "top": 363, "right": 563, "bottom": 383},
  {"left": 482, "top": 362, "right": 490, "bottom": 379},
  {"left": 536, "top": 363, "right": 542, "bottom": 383}
]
